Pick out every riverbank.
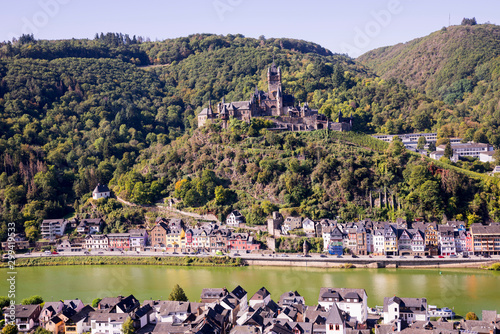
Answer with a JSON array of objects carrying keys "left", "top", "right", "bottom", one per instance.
[
  {"left": 3, "top": 255, "right": 242, "bottom": 267},
  {"left": 5, "top": 254, "right": 499, "bottom": 270}
]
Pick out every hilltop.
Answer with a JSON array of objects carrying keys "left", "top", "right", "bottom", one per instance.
[{"left": 358, "top": 24, "right": 500, "bottom": 141}]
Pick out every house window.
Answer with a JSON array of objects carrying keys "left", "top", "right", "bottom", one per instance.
[
  {"left": 329, "top": 324, "right": 334, "bottom": 330},
  {"left": 336, "top": 324, "right": 340, "bottom": 330}
]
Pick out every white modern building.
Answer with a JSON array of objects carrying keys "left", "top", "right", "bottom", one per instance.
[{"left": 40, "top": 219, "right": 67, "bottom": 240}]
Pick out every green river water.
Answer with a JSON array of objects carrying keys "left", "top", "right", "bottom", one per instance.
[{"left": 2, "top": 265, "right": 499, "bottom": 316}]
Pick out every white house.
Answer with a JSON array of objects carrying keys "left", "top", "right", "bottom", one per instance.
[
  {"left": 158, "top": 302, "right": 191, "bottom": 324},
  {"left": 438, "top": 225, "right": 456, "bottom": 256},
  {"left": 85, "top": 234, "right": 109, "bottom": 250},
  {"left": 226, "top": 210, "right": 245, "bottom": 227},
  {"left": 383, "top": 296, "right": 428, "bottom": 324},
  {"left": 302, "top": 218, "right": 316, "bottom": 234},
  {"left": 318, "top": 288, "right": 368, "bottom": 323},
  {"left": 14, "top": 305, "right": 41, "bottom": 332},
  {"left": 92, "top": 184, "right": 111, "bottom": 200},
  {"left": 373, "top": 229, "right": 385, "bottom": 255},
  {"left": 326, "top": 302, "right": 346, "bottom": 334},
  {"left": 89, "top": 312, "right": 129, "bottom": 334}
]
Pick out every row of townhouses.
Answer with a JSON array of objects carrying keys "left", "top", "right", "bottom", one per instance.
[
  {"left": 149, "top": 218, "right": 261, "bottom": 253},
  {"left": 319, "top": 219, "right": 500, "bottom": 256},
  {"left": 8, "top": 287, "right": 500, "bottom": 334}
]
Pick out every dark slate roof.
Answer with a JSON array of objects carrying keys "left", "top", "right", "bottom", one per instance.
[
  {"left": 319, "top": 288, "right": 366, "bottom": 302},
  {"left": 133, "top": 304, "right": 153, "bottom": 318},
  {"left": 98, "top": 296, "right": 123, "bottom": 309},
  {"left": 383, "top": 296, "right": 427, "bottom": 313},
  {"left": 69, "top": 305, "right": 95, "bottom": 323},
  {"left": 232, "top": 285, "right": 247, "bottom": 300},
  {"left": 93, "top": 184, "right": 110, "bottom": 193},
  {"left": 50, "top": 315, "right": 62, "bottom": 324}
]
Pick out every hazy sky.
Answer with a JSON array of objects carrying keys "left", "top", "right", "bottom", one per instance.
[{"left": 1, "top": 0, "right": 499, "bottom": 57}]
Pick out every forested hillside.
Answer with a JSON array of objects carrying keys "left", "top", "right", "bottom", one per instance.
[
  {"left": 0, "top": 32, "right": 499, "bottom": 241},
  {"left": 358, "top": 24, "right": 500, "bottom": 144},
  {"left": 119, "top": 120, "right": 500, "bottom": 227}
]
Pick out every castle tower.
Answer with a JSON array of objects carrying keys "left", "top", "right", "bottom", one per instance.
[{"left": 268, "top": 61, "right": 283, "bottom": 116}]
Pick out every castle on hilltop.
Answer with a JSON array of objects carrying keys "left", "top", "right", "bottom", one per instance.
[{"left": 198, "top": 62, "right": 352, "bottom": 132}]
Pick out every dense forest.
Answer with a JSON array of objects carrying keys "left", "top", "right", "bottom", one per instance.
[
  {"left": 1, "top": 30, "right": 500, "bottom": 242},
  {"left": 358, "top": 24, "right": 500, "bottom": 144}
]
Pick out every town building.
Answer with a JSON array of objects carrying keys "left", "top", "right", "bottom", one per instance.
[
  {"left": 383, "top": 296, "right": 428, "bottom": 325},
  {"left": 40, "top": 219, "right": 68, "bottom": 240},
  {"left": 107, "top": 233, "right": 130, "bottom": 250},
  {"left": 318, "top": 288, "right": 368, "bottom": 323},
  {"left": 226, "top": 210, "right": 245, "bottom": 228},
  {"left": 129, "top": 229, "right": 148, "bottom": 251},
  {"left": 471, "top": 224, "right": 500, "bottom": 256}
]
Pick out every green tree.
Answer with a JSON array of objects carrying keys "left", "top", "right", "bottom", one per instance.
[
  {"left": 21, "top": 295, "right": 44, "bottom": 305},
  {"left": 465, "top": 312, "right": 478, "bottom": 320},
  {"left": 0, "top": 296, "right": 10, "bottom": 309},
  {"left": 34, "top": 328, "right": 52, "bottom": 334},
  {"left": 168, "top": 284, "right": 188, "bottom": 301},
  {"left": 427, "top": 142, "right": 436, "bottom": 153},
  {"left": 467, "top": 213, "right": 481, "bottom": 227},
  {"left": 214, "top": 185, "right": 228, "bottom": 205},
  {"left": 122, "top": 317, "right": 135, "bottom": 334},
  {"left": 417, "top": 136, "right": 427, "bottom": 150},
  {"left": 2, "top": 324, "right": 18, "bottom": 334},
  {"left": 444, "top": 142, "right": 453, "bottom": 159},
  {"left": 92, "top": 298, "right": 102, "bottom": 308}
]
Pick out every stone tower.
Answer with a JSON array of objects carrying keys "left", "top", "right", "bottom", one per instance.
[{"left": 267, "top": 61, "right": 283, "bottom": 116}]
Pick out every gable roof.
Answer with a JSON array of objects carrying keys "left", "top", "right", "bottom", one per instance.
[
  {"left": 326, "top": 303, "right": 344, "bottom": 325},
  {"left": 68, "top": 305, "right": 95, "bottom": 324},
  {"left": 232, "top": 285, "right": 247, "bottom": 300},
  {"left": 251, "top": 287, "right": 271, "bottom": 301},
  {"left": 14, "top": 304, "right": 40, "bottom": 318},
  {"left": 93, "top": 184, "right": 110, "bottom": 194}
]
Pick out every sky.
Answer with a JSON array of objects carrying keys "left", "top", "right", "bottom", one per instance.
[{"left": 1, "top": 0, "right": 500, "bottom": 57}]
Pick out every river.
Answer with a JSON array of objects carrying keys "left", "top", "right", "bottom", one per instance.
[{"left": 2, "top": 265, "right": 499, "bottom": 316}]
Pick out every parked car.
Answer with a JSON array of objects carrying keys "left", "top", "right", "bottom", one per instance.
[
  {"left": 462, "top": 254, "right": 469, "bottom": 258},
  {"left": 484, "top": 254, "right": 491, "bottom": 258},
  {"left": 351, "top": 255, "right": 358, "bottom": 258},
  {"left": 320, "top": 254, "right": 327, "bottom": 258},
  {"left": 51, "top": 251, "right": 58, "bottom": 255},
  {"left": 399, "top": 256, "right": 406, "bottom": 259},
  {"left": 281, "top": 254, "right": 289, "bottom": 257},
  {"left": 438, "top": 255, "right": 444, "bottom": 258},
  {"left": 450, "top": 254, "right": 458, "bottom": 258},
  {"left": 385, "top": 255, "right": 392, "bottom": 258},
  {"left": 413, "top": 255, "right": 421, "bottom": 259},
  {"left": 97, "top": 251, "right": 104, "bottom": 255},
  {"left": 426, "top": 255, "right": 433, "bottom": 258},
  {"left": 44, "top": 250, "right": 51, "bottom": 255},
  {"left": 337, "top": 255, "right": 343, "bottom": 258}
]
